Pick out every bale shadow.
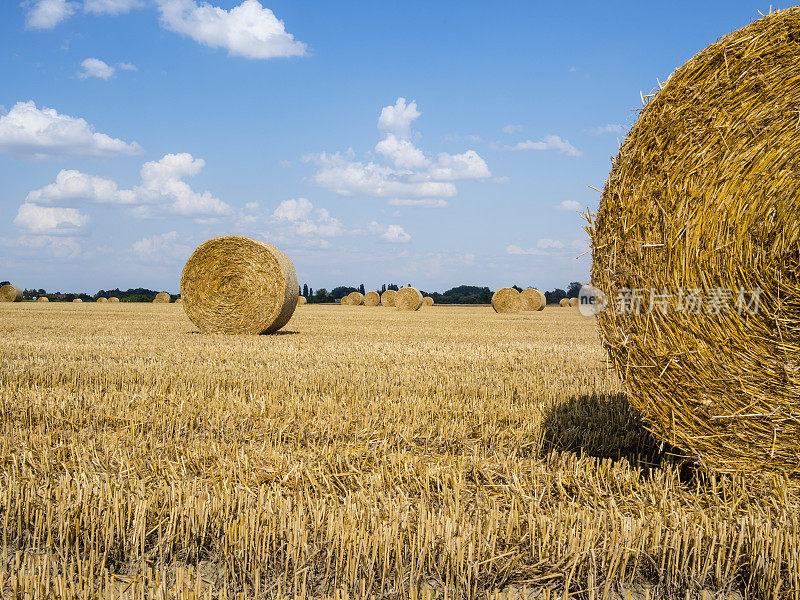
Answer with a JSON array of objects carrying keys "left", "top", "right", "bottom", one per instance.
[{"left": 541, "top": 393, "right": 692, "bottom": 476}]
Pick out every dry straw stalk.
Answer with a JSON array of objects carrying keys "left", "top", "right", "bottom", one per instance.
[
  {"left": 521, "top": 288, "right": 546, "bottom": 311},
  {"left": 396, "top": 286, "right": 423, "bottom": 311},
  {"left": 180, "top": 235, "right": 298, "bottom": 335},
  {"left": 589, "top": 7, "right": 800, "bottom": 477},
  {"left": 492, "top": 287, "right": 522, "bottom": 313},
  {"left": 0, "top": 284, "right": 22, "bottom": 302},
  {"left": 380, "top": 289, "right": 397, "bottom": 307},
  {"left": 363, "top": 291, "right": 380, "bottom": 306}
]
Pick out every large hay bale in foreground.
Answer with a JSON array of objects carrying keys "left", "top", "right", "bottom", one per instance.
[
  {"left": 569, "top": 297, "right": 578, "bottom": 308},
  {"left": 395, "top": 287, "right": 423, "bottom": 311},
  {"left": 97, "top": 297, "right": 108, "bottom": 303},
  {"left": 347, "top": 291, "right": 364, "bottom": 306},
  {"left": 0, "top": 285, "right": 22, "bottom": 302},
  {"left": 363, "top": 291, "right": 380, "bottom": 306},
  {"left": 297, "top": 296, "right": 307, "bottom": 306},
  {"left": 180, "top": 235, "right": 298, "bottom": 335},
  {"left": 380, "top": 290, "right": 397, "bottom": 307},
  {"left": 492, "top": 288, "right": 521, "bottom": 313},
  {"left": 422, "top": 296, "right": 434, "bottom": 306},
  {"left": 108, "top": 297, "right": 120, "bottom": 303},
  {"left": 37, "top": 296, "right": 49, "bottom": 303},
  {"left": 153, "top": 292, "right": 171, "bottom": 304},
  {"left": 589, "top": 8, "right": 800, "bottom": 476},
  {"left": 521, "top": 288, "right": 545, "bottom": 311},
  {"left": 559, "top": 298, "right": 570, "bottom": 307}
]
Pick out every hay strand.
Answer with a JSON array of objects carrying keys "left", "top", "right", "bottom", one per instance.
[
  {"left": 491, "top": 288, "right": 522, "bottom": 313},
  {"left": 363, "top": 291, "right": 380, "bottom": 306},
  {"left": 0, "top": 285, "right": 22, "bottom": 303},
  {"left": 395, "top": 287, "right": 423, "bottom": 311}
]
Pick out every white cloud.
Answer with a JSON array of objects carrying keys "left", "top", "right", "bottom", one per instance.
[
  {"left": 23, "top": 0, "right": 77, "bottom": 29},
  {"left": 117, "top": 62, "right": 138, "bottom": 71},
  {"left": 555, "top": 200, "right": 582, "bottom": 211},
  {"left": 78, "top": 58, "right": 115, "bottom": 80},
  {"left": 25, "top": 153, "right": 231, "bottom": 217},
  {"left": 156, "top": 0, "right": 307, "bottom": 60},
  {"left": 14, "top": 203, "right": 89, "bottom": 234},
  {"left": 0, "top": 101, "right": 143, "bottom": 159},
  {"left": 377, "top": 97, "right": 420, "bottom": 139},
  {"left": 132, "top": 231, "right": 191, "bottom": 263},
  {"left": 502, "top": 124, "right": 523, "bottom": 134},
  {"left": 388, "top": 198, "right": 448, "bottom": 208},
  {"left": 19, "top": 235, "right": 83, "bottom": 259},
  {"left": 507, "top": 238, "right": 587, "bottom": 256},
  {"left": 427, "top": 150, "right": 490, "bottom": 181},
  {"left": 537, "top": 238, "right": 564, "bottom": 249},
  {"left": 273, "top": 198, "right": 344, "bottom": 237},
  {"left": 506, "top": 244, "right": 546, "bottom": 256},
  {"left": 369, "top": 222, "right": 411, "bottom": 243},
  {"left": 501, "top": 135, "right": 582, "bottom": 157},
  {"left": 587, "top": 123, "right": 625, "bottom": 135},
  {"left": 83, "top": 0, "right": 144, "bottom": 14},
  {"left": 375, "top": 134, "right": 429, "bottom": 169}
]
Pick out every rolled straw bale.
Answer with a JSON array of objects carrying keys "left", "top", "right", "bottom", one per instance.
[
  {"left": 72, "top": 298, "right": 83, "bottom": 303},
  {"left": 589, "top": 8, "right": 800, "bottom": 476},
  {"left": 108, "top": 297, "right": 120, "bottom": 302},
  {"left": 347, "top": 291, "right": 364, "bottom": 306},
  {"left": 0, "top": 285, "right": 22, "bottom": 302},
  {"left": 380, "top": 290, "right": 397, "bottom": 307},
  {"left": 363, "top": 291, "right": 380, "bottom": 306},
  {"left": 174, "top": 298, "right": 182, "bottom": 304},
  {"left": 422, "top": 296, "right": 434, "bottom": 306},
  {"left": 491, "top": 288, "right": 522, "bottom": 313},
  {"left": 559, "top": 298, "right": 570, "bottom": 307},
  {"left": 340, "top": 295, "right": 351, "bottom": 305},
  {"left": 97, "top": 297, "right": 108, "bottom": 303},
  {"left": 297, "top": 296, "right": 307, "bottom": 306},
  {"left": 395, "top": 287, "right": 423, "bottom": 311},
  {"left": 153, "top": 292, "right": 171, "bottom": 304},
  {"left": 37, "top": 296, "right": 49, "bottom": 303},
  {"left": 569, "top": 297, "right": 579, "bottom": 308},
  {"left": 521, "top": 288, "right": 545, "bottom": 311},
  {"left": 180, "top": 235, "right": 298, "bottom": 335}
]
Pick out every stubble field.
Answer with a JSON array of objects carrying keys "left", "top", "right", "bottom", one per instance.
[{"left": 0, "top": 303, "right": 797, "bottom": 599}]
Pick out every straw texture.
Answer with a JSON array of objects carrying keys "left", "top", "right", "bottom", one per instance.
[
  {"left": 422, "top": 296, "right": 434, "bottom": 306},
  {"left": 153, "top": 293, "right": 171, "bottom": 304},
  {"left": 347, "top": 292, "right": 364, "bottom": 306},
  {"left": 559, "top": 298, "right": 570, "bottom": 308},
  {"left": 380, "top": 290, "right": 397, "bottom": 307},
  {"left": 37, "top": 297, "right": 49, "bottom": 303},
  {"left": 363, "top": 291, "right": 380, "bottom": 306},
  {"left": 395, "top": 287, "right": 423, "bottom": 311},
  {"left": 0, "top": 285, "right": 22, "bottom": 303},
  {"left": 589, "top": 8, "right": 800, "bottom": 477},
  {"left": 521, "top": 288, "right": 545, "bottom": 311},
  {"left": 492, "top": 288, "right": 522, "bottom": 313},
  {"left": 180, "top": 235, "right": 298, "bottom": 335},
  {"left": 297, "top": 296, "right": 307, "bottom": 306},
  {"left": 108, "top": 297, "right": 119, "bottom": 303}
]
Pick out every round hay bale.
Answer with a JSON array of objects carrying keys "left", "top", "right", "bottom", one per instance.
[
  {"left": 340, "top": 295, "right": 351, "bottom": 305},
  {"left": 520, "top": 288, "right": 545, "bottom": 311},
  {"left": 395, "top": 287, "right": 423, "bottom": 311},
  {"left": 108, "top": 297, "right": 120, "bottom": 302},
  {"left": 174, "top": 298, "right": 182, "bottom": 304},
  {"left": 97, "top": 297, "right": 108, "bottom": 303},
  {"left": 297, "top": 296, "right": 307, "bottom": 306},
  {"left": 37, "top": 296, "right": 49, "bottom": 303},
  {"left": 380, "top": 290, "right": 397, "bottom": 307},
  {"left": 569, "top": 297, "right": 578, "bottom": 308},
  {"left": 589, "top": 8, "right": 800, "bottom": 476},
  {"left": 422, "top": 296, "right": 434, "bottom": 306},
  {"left": 347, "top": 291, "right": 364, "bottom": 306},
  {"left": 180, "top": 235, "right": 298, "bottom": 335},
  {"left": 491, "top": 287, "right": 522, "bottom": 313},
  {"left": 559, "top": 298, "right": 570, "bottom": 307},
  {"left": 153, "top": 292, "right": 171, "bottom": 304},
  {"left": 72, "top": 298, "right": 83, "bottom": 303},
  {"left": 363, "top": 291, "right": 380, "bottom": 306},
  {"left": 0, "top": 284, "right": 22, "bottom": 303}
]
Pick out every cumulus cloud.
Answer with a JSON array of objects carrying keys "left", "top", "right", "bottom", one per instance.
[
  {"left": 83, "top": 0, "right": 144, "bottom": 14},
  {"left": 375, "top": 134, "right": 429, "bottom": 169},
  {"left": 19, "top": 235, "right": 83, "bottom": 259},
  {"left": 502, "top": 124, "right": 523, "bottom": 134},
  {"left": 378, "top": 98, "right": 421, "bottom": 139},
  {"left": 507, "top": 238, "right": 586, "bottom": 256},
  {"left": 0, "top": 101, "right": 143, "bottom": 159},
  {"left": 500, "top": 135, "right": 582, "bottom": 157},
  {"left": 587, "top": 123, "right": 625, "bottom": 135},
  {"left": 23, "top": 0, "right": 77, "bottom": 29},
  {"left": 14, "top": 203, "right": 89, "bottom": 234},
  {"left": 555, "top": 200, "right": 582, "bottom": 211},
  {"left": 273, "top": 197, "right": 344, "bottom": 237},
  {"left": 78, "top": 58, "right": 115, "bottom": 80},
  {"left": 369, "top": 222, "right": 411, "bottom": 243},
  {"left": 25, "top": 153, "right": 231, "bottom": 217},
  {"left": 132, "top": 231, "right": 191, "bottom": 263},
  {"left": 117, "top": 62, "right": 138, "bottom": 71},
  {"left": 427, "top": 150, "right": 490, "bottom": 181},
  {"left": 156, "top": 0, "right": 307, "bottom": 60}
]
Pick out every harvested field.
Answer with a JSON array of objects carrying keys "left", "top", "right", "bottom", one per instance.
[{"left": 0, "top": 303, "right": 796, "bottom": 599}]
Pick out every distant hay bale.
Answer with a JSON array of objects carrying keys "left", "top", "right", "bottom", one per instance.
[
  {"left": 0, "top": 285, "right": 22, "bottom": 303},
  {"left": 395, "top": 287, "right": 423, "bottom": 311},
  {"left": 108, "top": 297, "right": 120, "bottom": 303},
  {"left": 153, "top": 292, "right": 171, "bottom": 304},
  {"left": 180, "top": 235, "right": 298, "bottom": 335},
  {"left": 297, "top": 296, "right": 307, "bottom": 305},
  {"left": 380, "top": 290, "right": 397, "bottom": 307},
  {"left": 422, "top": 296, "right": 434, "bottom": 306},
  {"left": 363, "top": 291, "right": 380, "bottom": 306},
  {"left": 589, "top": 8, "right": 800, "bottom": 476},
  {"left": 174, "top": 298, "right": 182, "bottom": 304},
  {"left": 492, "top": 287, "right": 522, "bottom": 313},
  {"left": 520, "top": 288, "right": 545, "bottom": 311},
  {"left": 340, "top": 295, "right": 351, "bottom": 305},
  {"left": 37, "top": 296, "right": 49, "bottom": 303},
  {"left": 559, "top": 298, "right": 570, "bottom": 307},
  {"left": 569, "top": 297, "right": 579, "bottom": 308},
  {"left": 97, "top": 297, "right": 108, "bottom": 303},
  {"left": 347, "top": 291, "right": 364, "bottom": 306},
  {"left": 72, "top": 298, "right": 83, "bottom": 303}
]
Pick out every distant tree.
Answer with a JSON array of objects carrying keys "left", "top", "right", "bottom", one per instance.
[
  {"left": 313, "top": 288, "right": 329, "bottom": 303},
  {"left": 309, "top": 287, "right": 313, "bottom": 297},
  {"left": 381, "top": 283, "right": 386, "bottom": 293},
  {"left": 567, "top": 281, "right": 583, "bottom": 298},
  {"left": 512, "top": 284, "right": 523, "bottom": 292},
  {"left": 358, "top": 283, "right": 365, "bottom": 294},
  {"left": 302, "top": 284, "right": 309, "bottom": 297},
  {"left": 330, "top": 286, "right": 358, "bottom": 300},
  {"left": 545, "top": 288, "right": 567, "bottom": 305},
  {"left": 0, "top": 281, "right": 9, "bottom": 286}
]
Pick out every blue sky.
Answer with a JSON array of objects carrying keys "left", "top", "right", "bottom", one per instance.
[{"left": 0, "top": 1, "right": 773, "bottom": 294}]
